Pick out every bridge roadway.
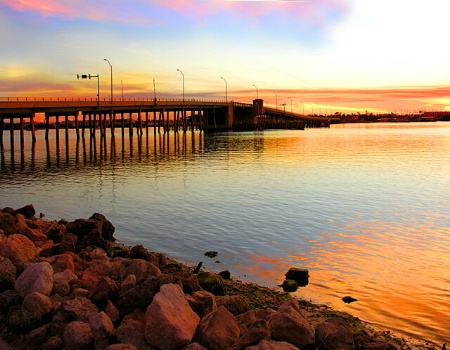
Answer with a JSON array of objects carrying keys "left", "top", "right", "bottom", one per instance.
[{"left": 0, "top": 97, "right": 335, "bottom": 144}]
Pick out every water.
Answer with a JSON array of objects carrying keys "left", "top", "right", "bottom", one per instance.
[{"left": 1, "top": 123, "right": 449, "bottom": 345}]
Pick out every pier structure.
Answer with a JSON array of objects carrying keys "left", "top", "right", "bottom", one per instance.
[{"left": 0, "top": 97, "right": 335, "bottom": 147}]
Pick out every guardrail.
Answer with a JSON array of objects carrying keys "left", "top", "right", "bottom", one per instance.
[{"left": 0, "top": 97, "right": 231, "bottom": 104}]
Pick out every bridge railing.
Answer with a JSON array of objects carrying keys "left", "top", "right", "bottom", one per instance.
[{"left": 0, "top": 96, "right": 229, "bottom": 103}]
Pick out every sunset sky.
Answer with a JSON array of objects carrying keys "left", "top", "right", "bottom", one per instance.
[{"left": 1, "top": 0, "right": 450, "bottom": 114}]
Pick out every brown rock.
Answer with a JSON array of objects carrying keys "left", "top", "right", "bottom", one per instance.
[
  {"left": 63, "top": 321, "right": 94, "bottom": 350},
  {"left": 119, "top": 258, "right": 161, "bottom": 283},
  {"left": 13, "top": 204, "right": 36, "bottom": 219},
  {"left": 66, "top": 219, "right": 103, "bottom": 241},
  {"left": 0, "top": 210, "right": 18, "bottom": 235},
  {"left": 230, "top": 319, "right": 270, "bottom": 350},
  {"left": 89, "top": 213, "right": 115, "bottom": 241},
  {"left": 216, "top": 294, "right": 250, "bottom": 316},
  {"left": 89, "top": 311, "right": 115, "bottom": 350},
  {"left": 315, "top": 317, "right": 355, "bottom": 350},
  {"left": 195, "top": 305, "right": 240, "bottom": 350},
  {"left": 246, "top": 339, "right": 298, "bottom": 350},
  {"left": 22, "top": 291, "right": 53, "bottom": 318},
  {"left": 236, "top": 309, "right": 275, "bottom": 329},
  {"left": 89, "top": 276, "right": 118, "bottom": 309},
  {"left": 184, "top": 343, "right": 208, "bottom": 350},
  {"left": 54, "top": 297, "right": 99, "bottom": 323},
  {"left": 116, "top": 319, "right": 153, "bottom": 350},
  {"left": 145, "top": 283, "right": 200, "bottom": 350},
  {"left": 269, "top": 299, "right": 314, "bottom": 349},
  {"left": 105, "top": 300, "right": 121, "bottom": 324},
  {"left": 47, "top": 253, "right": 75, "bottom": 273},
  {"left": 0, "top": 233, "right": 40, "bottom": 266},
  {"left": 6, "top": 306, "right": 41, "bottom": 334},
  {"left": 14, "top": 261, "right": 54, "bottom": 298},
  {"left": 0, "top": 257, "right": 16, "bottom": 292},
  {"left": 187, "top": 290, "right": 217, "bottom": 318},
  {"left": 105, "top": 345, "right": 138, "bottom": 350},
  {"left": 54, "top": 269, "right": 78, "bottom": 284},
  {"left": 59, "top": 233, "right": 79, "bottom": 254}
]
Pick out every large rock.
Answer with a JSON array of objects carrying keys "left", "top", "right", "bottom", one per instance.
[
  {"left": 195, "top": 305, "right": 240, "bottom": 350},
  {"left": 197, "top": 271, "right": 225, "bottom": 296},
  {"left": 269, "top": 299, "right": 314, "bottom": 349},
  {"left": 89, "top": 311, "right": 115, "bottom": 350},
  {"left": 145, "top": 283, "right": 200, "bottom": 350},
  {"left": 89, "top": 276, "right": 118, "bottom": 309},
  {"left": 116, "top": 319, "right": 153, "bottom": 350},
  {"left": 187, "top": 290, "right": 217, "bottom": 318},
  {"left": 13, "top": 204, "right": 36, "bottom": 219},
  {"left": 66, "top": 219, "right": 103, "bottom": 241},
  {"left": 15, "top": 261, "right": 54, "bottom": 298},
  {"left": 0, "top": 233, "right": 40, "bottom": 266},
  {"left": 89, "top": 213, "right": 116, "bottom": 241},
  {"left": 236, "top": 309, "right": 275, "bottom": 329},
  {"left": 315, "top": 317, "right": 355, "bottom": 350},
  {"left": 217, "top": 295, "right": 250, "bottom": 316},
  {"left": 22, "top": 291, "right": 53, "bottom": 318},
  {"left": 0, "top": 210, "right": 17, "bottom": 235},
  {"left": 246, "top": 339, "right": 298, "bottom": 350},
  {"left": 46, "top": 253, "right": 75, "bottom": 273},
  {"left": 105, "top": 345, "right": 138, "bottom": 350},
  {"left": 63, "top": 321, "right": 94, "bottom": 350},
  {"left": 285, "top": 267, "right": 309, "bottom": 287},
  {"left": 54, "top": 297, "right": 99, "bottom": 323},
  {"left": 0, "top": 257, "right": 16, "bottom": 292},
  {"left": 230, "top": 319, "right": 270, "bottom": 350},
  {"left": 119, "top": 258, "right": 161, "bottom": 283}
]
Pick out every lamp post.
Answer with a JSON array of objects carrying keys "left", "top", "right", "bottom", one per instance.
[
  {"left": 77, "top": 73, "right": 100, "bottom": 107},
  {"left": 288, "top": 97, "right": 293, "bottom": 113},
  {"left": 121, "top": 80, "right": 123, "bottom": 101},
  {"left": 252, "top": 84, "right": 258, "bottom": 99},
  {"left": 273, "top": 91, "right": 277, "bottom": 110},
  {"left": 103, "top": 59, "right": 113, "bottom": 103},
  {"left": 177, "top": 69, "right": 184, "bottom": 102},
  {"left": 221, "top": 77, "right": 228, "bottom": 102}
]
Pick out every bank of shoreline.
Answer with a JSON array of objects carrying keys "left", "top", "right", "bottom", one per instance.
[{"left": 0, "top": 204, "right": 442, "bottom": 349}]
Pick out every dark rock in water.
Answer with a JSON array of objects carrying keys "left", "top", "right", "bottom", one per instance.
[
  {"left": 218, "top": 270, "right": 231, "bottom": 280},
  {"left": 281, "top": 279, "right": 298, "bottom": 292},
  {"left": 197, "top": 271, "right": 225, "bottom": 296},
  {"left": 204, "top": 251, "right": 218, "bottom": 258},
  {"left": 89, "top": 213, "right": 115, "bottom": 241},
  {"left": 13, "top": 204, "right": 36, "bottom": 219},
  {"left": 285, "top": 268, "right": 309, "bottom": 287},
  {"left": 342, "top": 296, "right": 358, "bottom": 304},
  {"left": 65, "top": 219, "right": 103, "bottom": 241}
]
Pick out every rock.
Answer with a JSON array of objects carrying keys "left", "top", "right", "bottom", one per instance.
[
  {"left": 78, "top": 229, "right": 108, "bottom": 251},
  {"left": 66, "top": 219, "right": 103, "bottom": 241},
  {"left": 13, "top": 204, "right": 36, "bottom": 219},
  {"left": 269, "top": 299, "right": 314, "bottom": 349},
  {"left": 236, "top": 309, "right": 276, "bottom": 329},
  {"left": 41, "top": 220, "right": 66, "bottom": 243},
  {"left": 230, "top": 319, "right": 271, "bottom": 350},
  {"left": 89, "top": 311, "right": 115, "bottom": 350},
  {"left": 204, "top": 251, "right": 218, "bottom": 258},
  {"left": 285, "top": 267, "right": 309, "bottom": 287},
  {"left": 119, "top": 258, "right": 161, "bottom": 283},
  {"left": 315, "top": 318, "right": 355, "bottom": 350},
  {"left": 89, "top": 213, "right": 115, "bottom": 241},
  {"left": 47, "top": 253, "right": 75, "bottom": 273},
  {"left": 54, "top": 269, "right": 78, "bottom": 284},
  {"left": 187, "top": 290, "right": 217, "bottom": 318},
  {"left": 15, "top": 261, "right": 54, "bottom": 298},
  {"left": 184, "top": 343, "right": 208, "bottom": 350},
  {"left": 54, "top": 297, "right": 99, "bottom": 323},
  {"left": 129, "top": 244, "right": 150, "bottom": 260},
  {"left": 216, "top": 295, "right": 250, "bottom": 316},
  {"left": 342, "top": 296, "right": 358, "bottom": 304},
  {"left": 195, "top": 305, "right": 240, "bottom": 350},
  {"left": 218, "top": 270, "right": 231, "bottom": 279},
  {"left": 42, "top": 336, "right": 63, "bottom": 350},
  {"left": 121, "top": 274, "right": 137, "bottom": 289},
  {"left": 145, "top": 283, "right": 200, "bottom": 350},
  {"left": 22, "top": 291, "right": 54, "bottom": 318},
  {"left": 105, "top": 300, "right": 121, "bottom": 324},
  {"left": 0, "top": 233, "right": 40, "bottom": 266},
  {"left": 59, "top": 233, "right": 79, "bottom": 254},
  {"left": 0, "top": 210, "right": 17, "bottom": 235},
  {"left": 0, "top": 257, "right": 16, "bottom": 292},
  {"left": 6, "top": 306, "right": 42, "bottom": 334},
  {"left": 246, "top": 339, "right": 298, "bottom": 350},
  {"left": 105, "top": 345, "right": 138, "bottom": 350},
  {"left": 0, "top": 289, "right": 19, "bottom": 313},
  {"left": 116, "top": 319, "right": 153, "bottom": 350},
  {"left": 197, "top": 271, "right": 225, "bottom": 296},
  {"left": 281, "top": 279, "right": 298, "bottom": 292},
  {"left": 89, "top": 276, "right": 118, "bottom": 309},
  {"left": 63, "top": 321, "right": 94, "bottom": 350},
  {"left": 89, "top": 248, "right": 109, "bottom": 261}
]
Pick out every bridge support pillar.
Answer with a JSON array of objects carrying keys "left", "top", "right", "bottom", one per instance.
[{"left": 31, "top": 113, "right": 37, "bottom": 143}]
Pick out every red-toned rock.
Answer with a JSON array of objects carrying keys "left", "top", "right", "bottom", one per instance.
[
  {"left": 145, "top": 283, "right": 200, "bottom": 350},
  {"left": 236, "top": 309, "right": 276, "bottom": 329},
  {"left": 105, "top": 300, "right": 120, "bottom": 324},
  {"left": 89, "top": 213, "right": 116, "bottom": 241},
  {"left": 0, "top": 210, "right": 16, "bottom": 235},
  {"left": 14, "top": 261, "right": 54, "bottom": 298},
  {"left": 59, "top": 233, "right": 79, "bottom": 254},
  {"left": 46, "top": 253, "right": 75, "bottom": 273},
  {"left": 66, "top": 219, "right": 103, "bottom": 241},
  {"left": 89, "top": 311, "right": 115, "bottom": 350},
  {"left": 116, "top": 319, "right": 153, "bottom": 350},
  {"left": 54, "top": 269, "right": 78, "bottom": 284},
  {"left": 187, "top": 290, "right": 217, "bottom": 318},
  {"left": 54, "top": 297, "right": 99, "bottom": 323},
  {"left": 269, "top": 298, "right": 314, "bottom": 349},
  {"left": 231, "top": 319, "right": 270, "bottom": 350},
  {"left": 184, "top": 343, "right": 208, "bottom": 350},
  {"left": 89, "top": 276, "right": 118, "bottom": 309},
  {"left": 217, "top": 294, "right": 250, "bottom": 316},
  {"left": 315, "top": 317, "right": 355, "bottom": 350},
  {"left": 0, "top": 257, "right": 16, "bottom": 292},
  {"left": 89, "top": 248, "right": 109, "bottom": 261},
  {"left": 22, "top": 291, "right": 53, "bottom": 318},
  {"left": 119, "top": 258, "right": 161, "bottom": 283},
  {"left": 195, "top": 305, "right": 240, "bottom": 350},
  {"left": 63, "top": 321, "right": 94, "bottom": 350},
  {"left": 0, "top": 233, "right": 39, "bottom": 266},
  {"left": 105, "top": 345, "right": 138, "bottom": 350},
  {"left": 13, "top": 204, "right": 36, "bottom": 219},
  {"left": 246, "top": 339, "right": 298, "bottom": 350}
]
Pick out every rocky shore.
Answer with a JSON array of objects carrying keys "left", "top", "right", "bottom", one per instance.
[{"left": 0, "top": 204, "right": 441, "bottom": 350}]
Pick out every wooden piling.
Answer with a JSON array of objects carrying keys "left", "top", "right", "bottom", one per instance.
[
  {"left": 20, "top": 117, "right": 24, "bottom": 149},
  {"left": 75, "top": 111, "right": 80, "bottom": 139},
  {"left": 0, "top": 117, "right": 4, "bottom": 145},
  {"left": 10, "top": 117, "right": 14, "bottom": 151},
  {"left": 31, "top": 113, "right": 36, "bottom": 142}
]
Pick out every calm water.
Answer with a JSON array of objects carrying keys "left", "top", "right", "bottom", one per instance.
[{"left": 1, "top": 123, "right": 449, "bottom": 345}]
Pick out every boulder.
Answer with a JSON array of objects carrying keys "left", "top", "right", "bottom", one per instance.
[
  {"left": 216, "top": 295, "right": 250, "bottom": 316},
  {"left": 53, "top": 297, "right": 99, "bottom": 323},
  {"left": 105, "top": 345, "right": 138, "bottom": 350},
  {"left": 66, "top": 219, "right": 103, "bottom": 241},
  {"left": 15, "top": 261, "right": 54, "bottom": 298},
  {"left": 119, "top": 258, "right": 161, "bottom": 283},
  {"left": 195, "top": 305, "right": 240, "bottom": 350},
  {"left": 236, "top": 309, "right": 275, "bottom": 329},
  {"left": 281, "top": 279, "right": 298, "bottom": 292},
  {"left": 13, "top": 204, "right": 36, "bottom": 219},
  {"left": 89, "top": 276, "right": 118, "bottom": 309},
  {"left": 54, "top": 269, "right": 78, "bottom": 284},
  {"left": 6, "top": 305, "right": 42, "bottom": 334},
  {"left": 0, "top": 257, "right": 16, "bottom": 292},
  {"left": 116, "top": 319, "right": 153, "bottom": 350},
  {"left": 269, "top": 299, "right": 314, "bottom": 349},
  {"left": 63, "top": 321, "right": 94, "bottom": 350},
  {"left": 47, "top": 253, "right": 75, "bottom": 273},
  {"left": 22, "top": 291, "right": 53, "bottom": 318},
  {"left": 315, "top": 317, "right": 355, "bottom": 350},
  {"left": 230, "top": 319, "right": 271, "bottom": 350},
  {"left": 59, "top": 233, "right": 79, "bottom": 254},
  {"left": 42, "top": 336, "right": 63, "bottom": 350},
  {"left": 89, "top": 311, "right": 115, "bottom": 350},
  {"left": 105, "top": 300, "right": 120, "bottom": 324},
  {"left": 184, "top": 343, "right": 208, "bottom": 350},
  {"left": 187, "top": 290, "right": 217, "bottom": 318},
  {"left": 197, "top": 271, "right": 225, "bottom": 296},
  {"left": 285, "top": 267, "right": 309, "bottom": 287},
  {"left": 89, "top": 248, "right": 109, "bottom": 261},
  {"left": 0, "top": 233, "right": 39, "bottom": 266},
  {"left": 0, "top": 210, "right": 17, "bottom": 235},
  {"left": 89, "top": 213, "right": 116, "bottom": 241},
  {"left": 0, "top": 289, "right": 19, "bottom": 313},
  {"left": 145, "top": 283, "right": 200, "bottom": 349},
  {"left": 246, "top": 339, "right": 298, "bottom": 350}
]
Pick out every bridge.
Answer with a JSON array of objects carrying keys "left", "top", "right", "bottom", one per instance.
[{"left": 0, "top": 97, "right": 335, "bottom": 146}]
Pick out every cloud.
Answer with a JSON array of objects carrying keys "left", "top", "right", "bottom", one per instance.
[{"left": 0, "top": 0, "right": 350, "bottom": 26}]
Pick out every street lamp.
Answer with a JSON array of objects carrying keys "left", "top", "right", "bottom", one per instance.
[
  {"left": 103, "top": 59, "right": 113, "bottom": 103},
  {"left": 288, "top": 97, "right": 293, "bottom": 113},
  {"left": 77, "top": 73, "right": 100, "bottom": 107},
  {"left": 252, "top": 84, "right": 258, "bottom": 99},
  {"left": 221, "top": 77, "right": 228, "bottom": 102},
  {"left": 273, "top": 91, "right": 277, "bottom": 110},
  {"left": 177, "top": 69, "right": 184, "bottom": 102}
]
